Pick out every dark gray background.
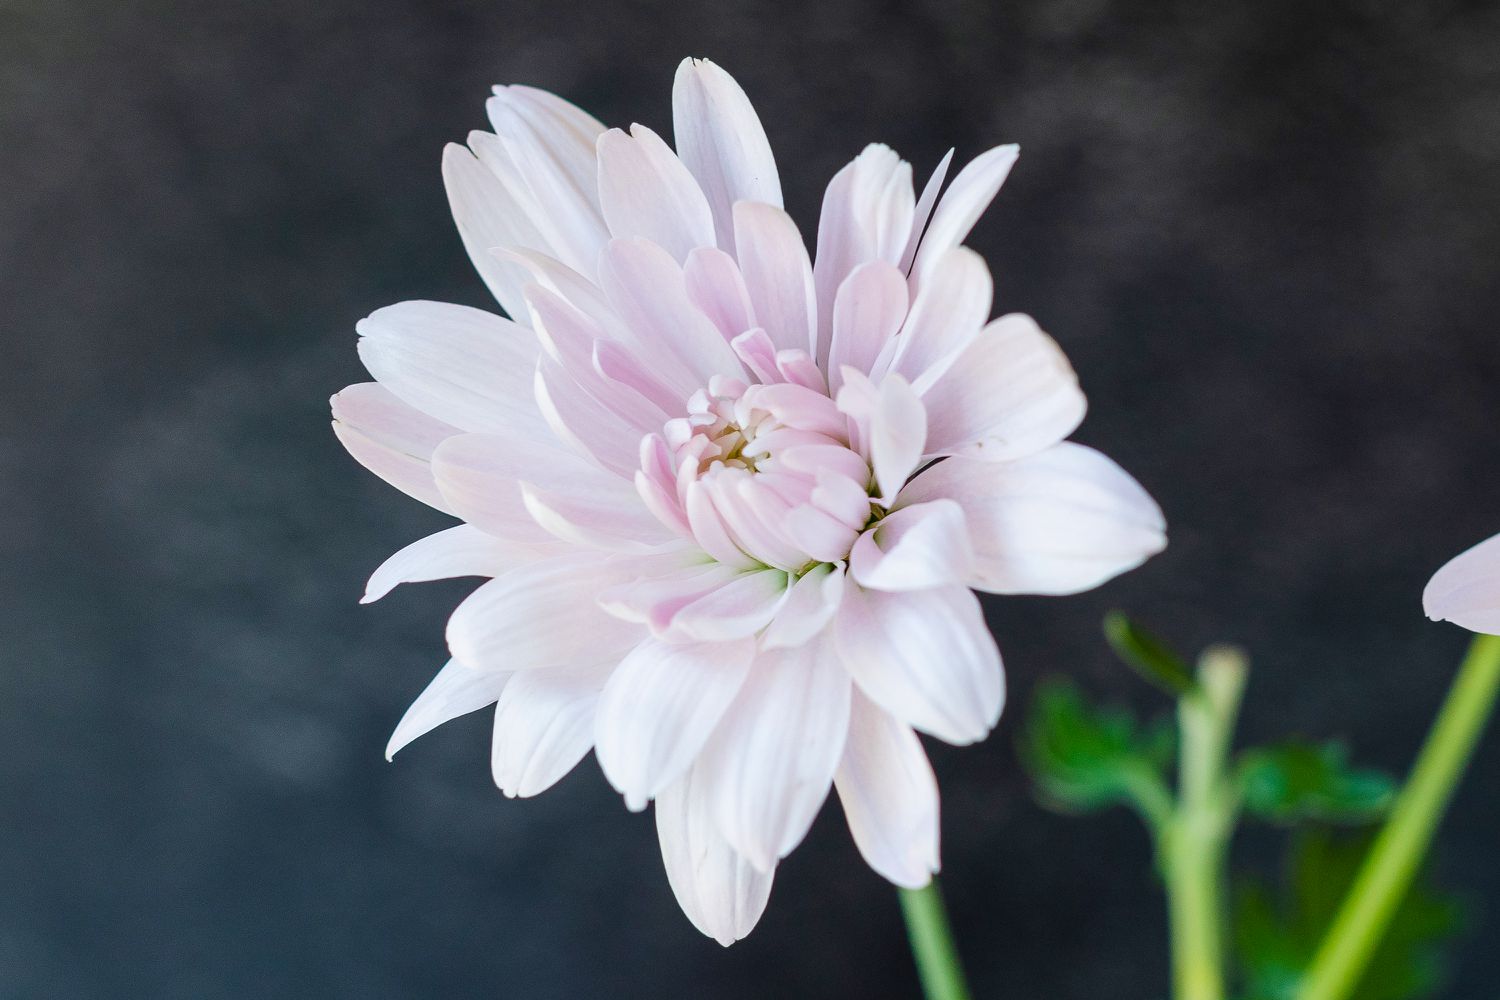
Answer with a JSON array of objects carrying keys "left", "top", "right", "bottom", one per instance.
[{"left": 5, "top": 0, "right": 1500, "bottom": 996}]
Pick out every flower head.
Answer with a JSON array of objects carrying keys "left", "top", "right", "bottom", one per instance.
[
  {"left": 335, "top": 58, "right": 1166, "bottom": 943},
  {"left": 1425, "top": 533, "right": 1500, "bottom": 635}
]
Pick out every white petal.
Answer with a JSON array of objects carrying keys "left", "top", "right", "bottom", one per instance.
[
  {"left": 899, "top": 444, "right": 1166, "bottom": 595},
  {"left": 428, "top": 433, "right": 565, "bottom": 543},
  {"left": 849, "top": 500, "right": 971, "bottom": 592},
  {"left": 910, "top": 144, "right": 1019, "bottom": 289},
  {"left": 827, "top": 261, "right": 909, "bottom": 392},
  {"left": 884, "top": 247, "right": 993, "bottom": 392},
  {"left": 698, "top": 636, "right": 852, "bottom": 870},
  {"left": 667, "top": 569, "right": 790, "bottom": 642},
  {"left": 761, "top": 563, "right": 846, "bottom": 650},
  {"left": 442, "top": 142, "right": 537, "bottom": 321},
  {"left": 520, "top": 480, "right": 674, "bottom": 552},
  {"left": 672, "top": 58, "right": 783, "bottom": 254},
  {"left": 684, "top": 246, "right": 756, "bottom": 340},
  {"left": 897, "top": 149, "right": 955, "bottom": 275},
  {"left": 868, "top": 374, "right": 927, "bottom": 500},
  {"left": 835, "top": 689, "right": 940, "bottom": 888},
  {"left": 356, "top": 300, "right": 545, "bottom": 436},
  {"left": 732, "top": 201, "right": 816, "bottom": 355},
  {"left": 386, "top": 660, "right": 510, "bottom": 760},
  {"left": 446, "top": 553, "right": 644, "bottom": 672},
  {"left": 363, "top": 524, "right": 559, "bottom": 603},
  {"left": 1424, "top": 533, "right": 1500, "bottom": 634},
  {"left": 922, "top": 313, "right": 1087, "bottom": 462},
  {"left": 331, "top": 382, "right": 459, "bottom": 512},
  {"left": 491, "top": 660, "right": 611, "bottom": 797},
  {"left": 596, "top": 125, "right": 717, "bottom": 262},
  {"left": 656, "top": 764, "right": 774, "bottom": 946},
  {"left": 833, "top": 584, "right": 1003, "bottom": 746},
  {"left": 598, "top": 559, "right": 741, "bottom": 630},
  {"left": 595, "top": 637, "right": 757, "bottom": 810}
]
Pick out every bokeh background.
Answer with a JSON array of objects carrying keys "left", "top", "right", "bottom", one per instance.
[{"left": 6, "top": 0, "right": 1500, "bottom": 996}]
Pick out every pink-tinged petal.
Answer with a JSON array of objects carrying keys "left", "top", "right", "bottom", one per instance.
[
  {"left": 1425, "top": 533, "right": 1500, "bottom": 634},
  {"left": 598, "top": 560, "right": 741, "bottom": 630},
  {"left": 667, "top": 569, "right": 790, "bottom": 642},
  {"left": 356, "top": 300, "right": 545, "bottom": 436},
  {"left": 897, "top": 149, "right": 955, "bottom": 275},
  {"left": 868, "top": 374, "right": 927, "bottom": 500},
  {"left": 596, "top": 125, "right": 717, "bottom": 261},
  {"left": 784, "top": 502, "right": 859, "bottom": 562},
  {"left": 535, "top": 358, "right": 657, "bottom": 479},
  {"left": 519, "top": 480, "right": 673, "bottom": 551},
  {"left": 363, "top": 524, "right": 560, "bottom": 604},
  {"left": 910, "top": 144, "right": 1019, "bottom": 289},
  {"left": 685, "top": 480, "right": 758, "bottom": 569},
  {"left": 596, "top": 636, "right": 757, "bottom": 810},
  {"left": 833, "top": 584, "right": 1003, "bottom": 746},
  {"left": 730, "top": 328, "right": 781, "bottom": 384},
  {"left": 656, "top": 764, "right": 774, "bottom": 946},
  {"left": 835, "top": 689, "right": 940, "bottom": 889},
  {"left": 813, "top": 145, "right": 916, "bottom": 365},
  {"left": 490, "top": 84, "right": 608, "bottom": 166},
  {"left": 778, "top": 445, "right": 871, "bottom": 492},
  {"left": 810, "top": 469, "right": 874, "bottom": 528},
  {"left": 922, "top": 313, "right": 1087, "bottom": 462},
  {"left": 885, "top": 247, "right": 994, "bottom": 392},
  {"left": 491, "top": 659, "right": 614, "bottom": 798},
  {"left": 701, "top": 470, "right": 806, "bottom": 571},
  {"left": 672, "top": 58, "right": 783, "bottom": 254},
  {"left": 598, "top": 238, "right": 746, "bottom": 387},
  {"left": 428, "top": 433, "right": 569, "bottom": 543},
  {"left": 828, "top": 261, "right": 909, "bottom": 391},
  {"left": 331, "top": 382, "right": 460, "bottom": 513},
  {"left": 501, "top": 247, "right": 623, "bottom": 340},
  {"left": 685, "top": 247, "right": 756, "bottom": 341},
  {"left": 898, "top": 444, "right": 1166, "bottom": 595},
  {"left": 761, "top": 563, "right": 846, "bottom": 650},
  {"left": 732, "top": 201, "right": 816, "bottom": 355},
  {"left": 446, "top": 553, "right": 645, "bottom": 672},
  {"left": 849, "top": 499, "right": 971, "bottom": 592},
  {"left": 441, "top": 142, "right": 537, "bottom": 322},
  {"left": 385, "top": 660, "right": 510, "bottom": 760},
  {"left": 773, "top": 349, "right": 827, "bottom": 393},
  {"left": 699, "top": 635, "right": 853, "bottom": 870}
]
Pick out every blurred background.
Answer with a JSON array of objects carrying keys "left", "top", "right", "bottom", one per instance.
[{"left": 5, "top": 0, "right": 1500, "bottom": 996}]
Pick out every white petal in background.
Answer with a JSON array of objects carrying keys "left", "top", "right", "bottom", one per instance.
[
  {"left": 656, "top": 765, "right": 774, "bottom": 946},
  {"left": 596, "top": 124, "right": 718, "bottom": 262},
  {"left": 441, "top": 142, "right": 542, "bottom": 322},
  {"left": 901, "top": 444, "right": 1165, "bottom": 596},
  {"left": 362, "top": 524, "right": 559, "bottom": 604},
  {"left": 910, "top": 143, "right": 1019, "bottom": 289},
  {"left": 386, "top": 660, "right": 510, "bottom": 760},
  {"left": 331, "top": 382, "right": 460, "bottom": 513},
  {"left": 835, "top": 689, "right": 940, "bottom": 888},
  {"left": 1424, "top": 533, "right": 1500, "bottom": 635},
  {"left": 491, "top": 661, "right": 612, "bottom": 798},
  {"left": 732, "top": 201, "right": 817, "bottom": 355}
]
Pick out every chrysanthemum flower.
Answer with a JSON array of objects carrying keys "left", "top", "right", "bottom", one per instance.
[
  {"left": 1425, "top": 533, "right": 1500, "bottom": 634},
  {"left": 334, "top": 58, "right": 1166, "bottom": 944}
]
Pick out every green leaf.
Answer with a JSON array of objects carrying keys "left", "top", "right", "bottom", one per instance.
[
  {"left": 1233, "top": 828, "right": 1465, "bottom": 1000},
  {"left": 1020, "top": 678, "right": 1175, "bottom": 822},
  {"left": 1239, "top": 741, "right": 1397, "bottom": 826},
  {"left": 1103, "top": 611, "right": 1199, "bottom": 696}
]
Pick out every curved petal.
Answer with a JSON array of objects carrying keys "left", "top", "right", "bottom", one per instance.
[
  {"left": 897, "top": 149, "right": 955, "bottom": 275},
  {"left": 835, "top": 688, "right": 940, "bottom": 888},
  {"left": 386, "top": 660, "right": 510, "bottom": 760},
  {"left": 657, "top": 764, "right": 774, "bottom": 946},
  {"left": 491, "top": 660, "right": 613, "bottom": 798},
  {"left": 331, "top": 382, "right": 460, "bottom": 512},
  {"left": 363, "top": 524, "right": 560, "bottom": 604},
  {"left": 685, "top": 246, "right": 756, "bottom": 341},
  {"left": 672, "top": 58, "right": 783, "bottom": 254},
  {"left": 761, "top": 562, "right": 846, "bottom": 650},
  {"left": 520, "top": 479, "right": 674, "bottom": 552},
  {"left": 849, "top": 499, "right": 971, "bottom": 592},
  {"left": 356, "top": 300, "right": 545, "bottom": 436},
  {"left": 922, "top": 313, "right": 1086, "bottom": 462},
  {"left": 595, "top": 637, "right": 757, "bottom": 810},
  {"left": 833, "top": 584, "right": 1003, "bottom": 746},
  {"left": 827, "top": 261, "right": 909, "bottom": 391},
  {"left": 899, "top": 444, "right": 1166, "bottom": 595},
  {"left": 910, "top": 144, "right": 1019, "bottom": 289},
  {"left": 596, "top": 124, "right": 717, "bottom": 262},
  {"left": 698, "top": 635, "right": 852, "bottom": 871},
  {"left": 884, "top": 247, "right": 993, "bottom": 392},
  {"left": 732, "top": 202, "right": 816, "bottom": 355},
  {"left": 667, "top": 569, "right": 790, "bottom": 642},
  {"left": 1424, "top": 533, "right": 1500, "bottom": 634},
  {"left": 442, "top": 142, "right": 538, "bottom": 321}
]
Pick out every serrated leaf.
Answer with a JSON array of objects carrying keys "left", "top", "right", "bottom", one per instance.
[
  {"left": 1020, "top": 678, "right": 1175, "bottom": 819},
  {"left": 1103, "top": 611, "right": 1199, "bottom": 696},
  {"left": 1239, "top": 741, "right": 1397, "bottom": 826},
  {"left": 1234, "top": 828, "right": 1465, "bottom": 1000}
]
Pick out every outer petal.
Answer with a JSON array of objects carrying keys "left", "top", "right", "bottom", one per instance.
[
  {"left": 922, "top": 314, "right": 1086, "bottom": 462},
  {"left": 849, "top": 500, "right": 971, "bottom": 592},
  {"left": 596, "top": 124, "right": 717, "bottom": 262},
  {"left": 884, "top": 247, "right": 993, "bottom": 392},
  {"left": 835, "top": 689, "right": 940, "bottom": 888},
  {"left": 363, "top": 524, "right": 560, "bottom": 603},
  {"left": 732, "top": 202, "right": 816, "bottom": 355},
  {"left": 331, "top": 382, "right": 460, "bottom": 512},
  {"left": 442, "top": 142, "right": 537, "bottom": 321},
  {"left": 672, "top": 58, "right": 783, "bottom": 254},
  {"left": 833, "top": 584, "right": 1004, "bottom": 746},
  {"left": 1424, "top": 533, "right": 1500, "bottom": 635},
  {"left": 356, "top": 300, "right": 545, "bottom": 436},
  {"left": 899, "top": 444, "right": 1166, "bottom": 595},
  {"left": 595, "top": 637, "right": 757, "bottom": 810},
  {"left": 910, "top": 144, "right": 1019, "bottom": 288},
  {"left": 386, "top": 660, "right": 510, "bottom": 760},
  {"left": 698, "top": 635, "right": 853, "bottom": 871},
  {"left": 827, "top": 261, "right": 909, "bottom": 391},
  {"left": 491, "top": 660, "right": 613, "bottom": 798},
  {"left": 656, "top": 764, "right": 774, "bottom": 946}
]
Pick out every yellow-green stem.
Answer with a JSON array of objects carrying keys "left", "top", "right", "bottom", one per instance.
[
  {"left": 1296, "top": 633, "right": 1500, "bottom": 1000},
  {"left": 899, "top": 880, "right": 973, "bottom": 1000}
]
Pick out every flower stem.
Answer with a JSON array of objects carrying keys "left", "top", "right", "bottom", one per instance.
[
  {"left": 1160, "top": 646, "right": 1247, "bottom": 1000},
  {"left": 899, "top": 880, "right": 973, "bottom": 1000},
  {"left": 1295, "top": 632, "right": 1500, "bottom": 1000}
]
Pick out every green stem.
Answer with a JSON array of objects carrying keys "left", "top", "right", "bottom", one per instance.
[
  {"left": 1162, "top": 646, "right": 1248, "bottom": 1000},
  {"left": 899, "top": 880, "right": 973, "bottom": 1000},
  {"left": 1295, "top": 632, "right": 1500, "bottom": 1000}
]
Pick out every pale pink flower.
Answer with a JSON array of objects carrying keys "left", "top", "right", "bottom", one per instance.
[
  {"left": 334, "top": 58, "right": 1166, "bottom": 943},
  {"left": 1425, "top": 533, "right": 1500, "bottom": 634}
]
